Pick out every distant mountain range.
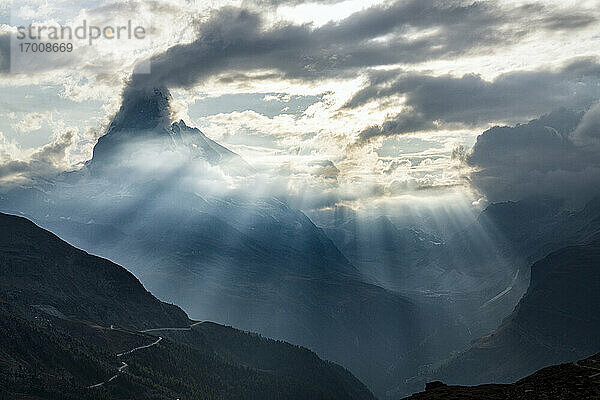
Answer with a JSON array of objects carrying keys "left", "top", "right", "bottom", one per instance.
[
  {"left": 429, "top": 240, "right": 600, "bottom": 387},
  {"left": 2, "top": 87, "right": 600, "bottom": 398},
  {"left": 386, "top": 196, "right": 600, "bottom": 397},
  {"left": 3, "top": 204, "right": 598, "bottom": 399},
  {"left": 322, "top": 215, "right": 444, "bottom": 289},
  {"left": 0, "top": 212, "right": 375, "bottom": 400},
  {"left": 0, "top": 88, "right": 455, "bottom": 397}
]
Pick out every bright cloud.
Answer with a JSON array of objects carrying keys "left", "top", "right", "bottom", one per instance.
[{"left": 0, "top": 0, "right": 599, "bottom": 211}]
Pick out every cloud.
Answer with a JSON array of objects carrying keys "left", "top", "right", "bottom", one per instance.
[
  {"left": 11, "top": 112, "right": 48, "bottom": 133},
  {"left": 0, "top": 0, "right": 193, "bottom": 84},
  {"left": 308, "top": 159, "right": 340, "bottom": 180},
  {"left": 243, "top": 0, "right": 344, "bottom": 7},
  {"left": 571, "top": 102, "right": 600, "bottom": 149},
  {"left": 0, "top": 28, "right": 92, "bottom": 77},
  {"left": 345, "top": 58, "right": 600, "bottom": 143},
  {"left": 2, "top": 0, "right": 598, "bottom": 210},
  {"left": 0, "top": 130, "right": 75, "bottom": 182},
  {"left": 355, "top": 111, "right": 436, "bottom": 144},
  {"left": 381, "top": 158, "right": 411, "bottom": 175},
  {"left": 126, "top": 1, "right": 595, "bottom": 93},
  {"left": 466, "top": 107, "right": 600, "bottom": 206}
]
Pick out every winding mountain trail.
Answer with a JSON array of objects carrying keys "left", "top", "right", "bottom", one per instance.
[
  {"left": 87, "top": 338, "right": 162, "bottom": 389},
  {"left": 88, "top": 321, "right": 202, "bottom": 389},
  {"left": 117, "top": 336, "right": 163, "bottom": 357},
  {"left": 141, "top": 321, "right": 204, "bottom": 333}
]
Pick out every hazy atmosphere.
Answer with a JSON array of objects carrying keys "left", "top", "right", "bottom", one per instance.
[
  {"left": 3, "top": 0, "right": 600, "bottom": 210},
  {"left": 1, "top": 1, "right": 599, "bottom": 399}
]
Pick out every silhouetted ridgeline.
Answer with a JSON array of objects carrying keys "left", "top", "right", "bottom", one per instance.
[{"left": 0, "top": 212, "right": 375, "bottom": 400}]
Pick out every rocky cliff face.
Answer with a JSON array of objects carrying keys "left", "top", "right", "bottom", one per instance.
[{"left": 429, "top": 240, "right": 600, "bottom": 386}]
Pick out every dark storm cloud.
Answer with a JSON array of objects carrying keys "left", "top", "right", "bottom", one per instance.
[
  {"left": 539, "top": 10, "right": 598, "bottom": 31},
  {"left": 466, "top": 106, "right": 600, "bottom": 206},
  {"left": 127, "top": 1, "right": 595, "bottom": 93},
  {"left": 349, "top": 58, "right": 600, "bottom": 143},
  {"left": 356, "top": 111, "right": 436, "bottom": 144},
  {"left": 0, "top": 0, "right": 593, "bottom": 88}
]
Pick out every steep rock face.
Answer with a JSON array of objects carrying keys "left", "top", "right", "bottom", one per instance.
[
  {"left": 512, "top": 243, "right": 600, "bottom": 353},
  {"left": 430, "top": 241, "right": 600, "bottom": 385},
  {"left": 89, "top": 87, "right": 248, "bottom": 173},
  {"left": 170, "top": 120, "right": 243, "bottom": 166},
  {"left": 90, "top": 87, "right": 172, "bottom": 167}
]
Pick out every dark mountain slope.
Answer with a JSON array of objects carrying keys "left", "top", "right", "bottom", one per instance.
[
  {"left": 2, "top": 184, "right": 431, "bottom": 396},
  {"left": 0, "top": 88, "right": 443, "bottom": 398},
  {"left": 430, "top": 241, "right": 600, "bottom": 386},
  {"left": 139, "top": 322, "right": 376, "bottom": 400},
  {"left": 0, "top": 212, "right": 190, "bottom": 330},
  {"left": 0, "top": 213, "right": 375, "bottom": 400},
  {"left": 0, "top": 302, "right": 374, "bottom": 400},
  {"left": 403, "top": 352, "right": 600, "bottom": 400}
]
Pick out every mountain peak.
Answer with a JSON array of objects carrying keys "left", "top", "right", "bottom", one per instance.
[
  {"left": 110, "top": 86, "right": 172, "bottom": 131},
  {"left": 87, "top": 87, "right": 252, "bottom": 175},
  {"left": 89, "top": 87, "right": 173, "bottom": 167}
]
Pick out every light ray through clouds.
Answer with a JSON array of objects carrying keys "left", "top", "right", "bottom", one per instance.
[
  {"left": 0, "top": 2, "right": 598, "bottom": 398},
  {"left": 0, "top": 0, "right": 599, "bottom": 219}
]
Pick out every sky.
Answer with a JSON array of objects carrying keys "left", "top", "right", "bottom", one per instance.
[{"left": 0, "top": 0, "right": 599, "bottom": 213}]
